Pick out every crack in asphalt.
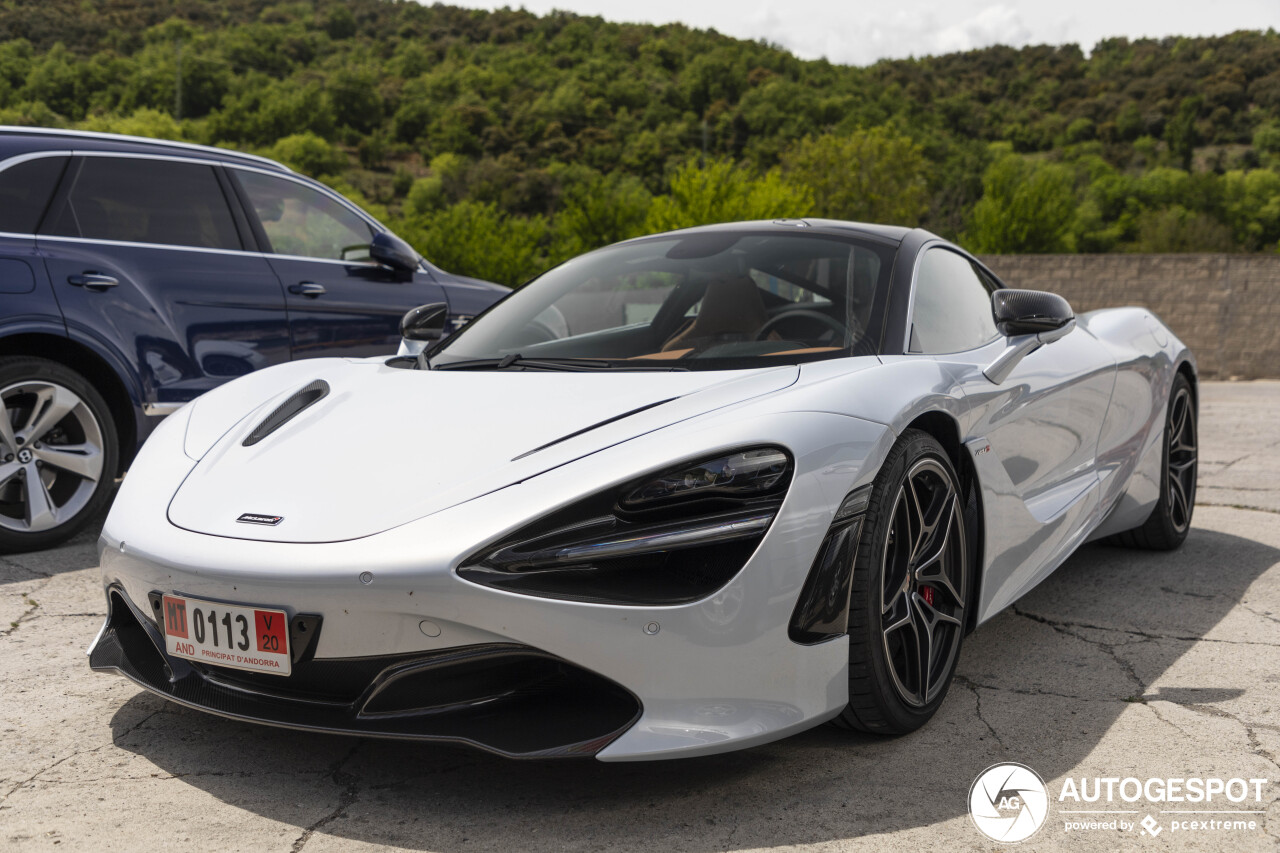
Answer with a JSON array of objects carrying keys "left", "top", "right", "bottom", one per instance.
[
  {"left": 1140, "top": 689, "right": 1280, "bottom": 778},
  {"left": 954, "top": 676, "right": 1006, "bottom": 750},
  {"left": 1198, "top": 501, "right": 1280, "bottom": 515},
  {"left": 1172, "top": 702, "right": 1280, "bottom": 774},
  {"left": 1160, "top": 585, "right": 1218, "bottom": 600},
  {"left": 1014, "top": 607, "right": 1146, "bottom": 697},
  {"left": 0, "top": 554, "right": 52, "bottom": 581},
  {"left": 956, "top": 676, "right": 1117, "bottom": 704},
  {"left": 1240, "top": 603, "right": 1280, "bottom": 626},
  {"left": 290, "top": 741, "right": 364, "bottom": 853},
  {"left": 1146, "top": 700, "right": 1196, "bottom": 740},
  {"left": 1012, "top": 607, "right": 1280, "bottom": 648},
  {"left": 723, "top": 813, "right": 741, "bottom": 849},
  {"left": 0, "top": 579, "right": 50, "bottom": 637},
  {"left": 1200, "top": 484, "right": 1280, "bottom": 493},
  {"left": 0, "top": 751, "right": 79, "bottom": 809},
  {"left": 365, "top": 761, "right": 473, "bottom": 790},
  {"left": 1199, "top": 429, "right": 1280, "bottom": 476},
  {"left": 0, "top": 707, "right": 163, "bottom": 808},
  {"left": 28, "top": 770, "right": 295, "bottom": 785}
]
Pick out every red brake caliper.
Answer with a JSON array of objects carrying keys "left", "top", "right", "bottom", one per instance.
[{"left": 921, "top": 586, "right": 935, "bottom": 607}]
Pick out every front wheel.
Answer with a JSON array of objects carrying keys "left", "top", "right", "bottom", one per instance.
[
  {"left": 0, "top": 357, "right": 119, "bottom": 553},
  {"left": 835, "top": 429, "right": 971, "bottom": 735}
]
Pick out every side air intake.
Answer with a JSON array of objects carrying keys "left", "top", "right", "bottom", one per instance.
[{"left": 242, "top": 380, "right": 329, "bottom": 447}]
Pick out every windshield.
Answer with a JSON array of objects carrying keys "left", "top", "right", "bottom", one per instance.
[{"left": 432, "top": 230, "right": 896, "bottom": 370}]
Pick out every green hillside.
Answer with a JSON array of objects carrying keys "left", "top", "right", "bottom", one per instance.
[{"left": 2, "top": 0, "right": 1278, "bottom": 283}]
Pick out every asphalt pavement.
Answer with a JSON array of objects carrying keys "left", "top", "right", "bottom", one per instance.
[{"left": 1, "top": 381, "right": 1277, "bottom": 852}]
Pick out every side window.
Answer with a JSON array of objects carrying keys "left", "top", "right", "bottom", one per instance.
[
  {"left": 909, "top": 248, "right": 1000, "bottom": 354},
  {"left": 42, "top": 157, "right": 241, "bottom": 250},
  {"left": 234, "top": 170, "right": 373, "bottom": 261},
  {"left": 0, "top": 156, "right": 68, "bottom": 233}
]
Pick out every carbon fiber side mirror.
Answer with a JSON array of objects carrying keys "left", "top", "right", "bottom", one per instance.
[{"left": 991, "top": 289, "right": 1074, "bottom": 336}]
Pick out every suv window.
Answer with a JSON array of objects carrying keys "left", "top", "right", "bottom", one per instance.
[
  {"left": 909, "top": 248, "right": 1000, "bottom": 354},
  {"left": 234, "top": 170, "right": 373, "bottom": 261},
  {"left": 0, "top": 156, "right": 68, "bottom": 234},
  {"left": 42, "top": 157, "right": 241, "bottom": 250}
]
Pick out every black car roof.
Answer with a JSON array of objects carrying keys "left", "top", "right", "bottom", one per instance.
[
  {"left": 624, "top": 218, "right": 922, "bottom": 247},
  {"left": 0, "top": 126, "right": 290, "bottom": 172}
]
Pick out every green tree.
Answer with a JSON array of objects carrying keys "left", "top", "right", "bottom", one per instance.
[
  {"left": 1221, "top": 169, "right": 1280, "bottom": 250},
  {"left": 269, "top": 132, "right": 347, "bottom": 177},
  {"left": 644, "top": 158, "right": 812, "bottom": 232},
  {"left": 398, "top": 201, "right": 548, "bottom": 286},
  {"left": 553, "top": 169, "right": 652, "bottom": 255},
  {"left": 7, "top": 1, "right": 1280, "bottom": 256},
  {"left": 78, "top": 108, "right": 185, "bottom": 141},
  {"left": 21, "top": 42, "right": 83, "bottom": 119},
  {"left": 1164, "top": 97, "right": 1202, "bottom": 171},
  {"left": 780, "top": 127, "right": 930, "bottom": 225},
  {"left": 966, "top": 152, "right": 1077, "bottom": 253},
  {"left": 1130, "top": 207, "right": 1235, "bottom": 252}
]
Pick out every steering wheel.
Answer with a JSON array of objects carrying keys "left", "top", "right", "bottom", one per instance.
[{"left": 755, "top": 309, "right": 855, "bottom": 344}]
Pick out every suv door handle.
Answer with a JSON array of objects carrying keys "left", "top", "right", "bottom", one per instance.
[
  {"left": 289, "top": 282, "right": 327, "bottom": 298},
  {"left": 67, "top": 272, "right": 119, "bottom": 291}
]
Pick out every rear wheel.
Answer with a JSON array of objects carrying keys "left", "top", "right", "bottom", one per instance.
[
  {"left": 0, "top": 357, "right": 119, "bottom": 553},
  {"left": 1107, "top": 373, "right": 1197, "bottom": 551},
  {"left": 836, "top": 430, "right": 971, "bottom": 735}
]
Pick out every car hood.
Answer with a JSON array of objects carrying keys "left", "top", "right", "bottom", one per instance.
[{"left": 166, "top": 361, "right": 800, "bottom": 543}]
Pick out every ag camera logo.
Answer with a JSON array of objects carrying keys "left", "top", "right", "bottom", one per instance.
[{"left": 969, "top": 763, "right": 1050, "bottom": 843}]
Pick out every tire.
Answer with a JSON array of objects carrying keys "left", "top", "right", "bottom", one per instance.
[
  {"left": 835, "top": 429, "right": 972, "bottom": 735},
  {"left": 0, "top": 357, "right": 120, "bottom": 553},
  {"left": 1105, "top": 373, "right": 1197, "bottom": 551}
]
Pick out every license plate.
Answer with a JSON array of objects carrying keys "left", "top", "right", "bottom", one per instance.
[{"left": 161, "top": 594, "right": 291, "bottom": 676}]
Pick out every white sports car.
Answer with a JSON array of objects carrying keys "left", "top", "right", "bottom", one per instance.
[{"left": 90, "top": 221, "right": 1197, "bottom": 761}]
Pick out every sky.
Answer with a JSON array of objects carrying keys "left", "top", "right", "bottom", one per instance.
[{"left": 438, "top": 1, "right": 1278, "bottom": 66}]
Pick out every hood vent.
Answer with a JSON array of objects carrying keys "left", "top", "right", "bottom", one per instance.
[{"left": 242, "top": 380, "right": 329, "bottom": 447}]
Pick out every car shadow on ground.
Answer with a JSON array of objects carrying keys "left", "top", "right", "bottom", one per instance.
[
  {"left": 0, "top": 503, "right": 110, "bottom": 581},
  {"left": 108, "top": 525, "right": 1278, "bottom": 850}
]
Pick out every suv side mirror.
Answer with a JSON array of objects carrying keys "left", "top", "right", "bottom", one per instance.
[
  {"left": 991, "top": 289, "right": 1074, "bottom": 336},
  {"left": 983, "top": 289, "right": 1076, "bottom": 384},
  {"left": 370, "top": 231, "right": 421, "bottom": 277},
  {"left": 400, "top": 302, "right": 449, "bottom": 342}
]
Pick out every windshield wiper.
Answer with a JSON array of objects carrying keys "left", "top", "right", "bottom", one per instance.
[{"left": 434, "top": 354, "right": 615, "bottom": 372}]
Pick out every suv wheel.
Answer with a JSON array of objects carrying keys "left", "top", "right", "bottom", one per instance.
[{"left": 0, "top": 357, "right": 119, "bottom": 553}]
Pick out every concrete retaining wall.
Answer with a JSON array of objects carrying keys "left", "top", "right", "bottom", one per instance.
[{"left": 977, "top": 254, "right": 1280, "bottom": 380}]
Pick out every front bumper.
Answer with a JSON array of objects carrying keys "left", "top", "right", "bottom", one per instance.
[
  {"left": 89, "top": 586, "right": 639, "bottom": 758},
  {"left": 94, "top": 407, "right": 892, "bottom": 760}
]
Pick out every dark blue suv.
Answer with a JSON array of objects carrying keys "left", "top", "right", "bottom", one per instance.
[{"left": 0, "top": 127, "right": 507, "bottom": 552}]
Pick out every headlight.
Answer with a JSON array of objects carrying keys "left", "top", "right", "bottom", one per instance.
[
  {"left": 458, "top": 446, "right": 793, "bottom": 605},
  {"left": 620, "top": 449, "right": 790, "bottom": 509}
]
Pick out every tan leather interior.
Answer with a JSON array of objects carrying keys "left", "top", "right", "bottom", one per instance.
[
  {"left": 662, "top": 275, "right": 769, "bottom": 351},
  {"left": 766, "top": 346, "right": 842, "bottom": 356},
  {"left": 629, "top": 348, "right": 693, "bottom": 360}
]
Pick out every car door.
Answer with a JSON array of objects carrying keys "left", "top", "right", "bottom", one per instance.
[
  {"left": 0, "top": 154, "right": 67, "bottom": 333},
  {"left": 36, "top": 153, "right": 291, "bottom": 409},
  {"left": 228, "top": 167, "right": 448, "bottom": 360},
  {"left": 906, "top": 247, "right": 1116, "bottom": 616}
]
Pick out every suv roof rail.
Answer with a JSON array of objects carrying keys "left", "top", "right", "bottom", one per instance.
[{"left": 0, "top": 126, "right": 291, "bottom": 172}]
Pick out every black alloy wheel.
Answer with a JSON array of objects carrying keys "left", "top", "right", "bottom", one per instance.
[
  {"left": 1108, "top": 372, "right": 1197, "bottom": 550},
  {"left": 837, "top": 429, "right": 971, "bottom": 735}
]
